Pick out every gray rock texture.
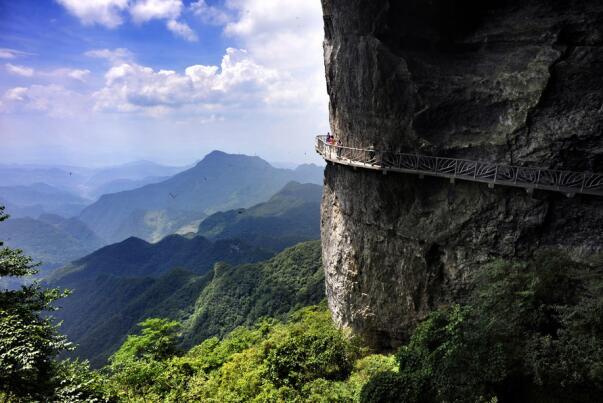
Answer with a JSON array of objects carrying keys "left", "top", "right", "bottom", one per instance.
[{"left": 320, "top": 0, "right": 603, "bottom": 350}]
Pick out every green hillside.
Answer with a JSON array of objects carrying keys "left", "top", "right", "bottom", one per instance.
[
  {"left": 180, "top": 240, "right": 324, "bottom": 348},
  {"left": 99, "top": 304, "right": 395, "bottom": 402},
  {"left": 52, "top": 240, "right": 322, "bottom": 367},
  {"left": 44, "top": 252, "right": 603, "bottom": 403},
  {"left": 198, "top": 181, "right": 322, "bottom": 252}
]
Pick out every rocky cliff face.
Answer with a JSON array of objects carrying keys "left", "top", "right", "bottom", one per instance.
[{"left": 320, "top": 0, "right": 603, "bottom": 350}]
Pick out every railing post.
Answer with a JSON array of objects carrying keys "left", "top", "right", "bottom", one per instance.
[{"left": 536, "top": 169, "right": 541, "bottom": 187}]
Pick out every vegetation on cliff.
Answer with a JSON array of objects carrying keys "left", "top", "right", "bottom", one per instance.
[
  {"left": 362, "top": 252, "right": 603, "bottom": 403},
  {"left": 97, "top": 305, "right": 395, "bottom": 402}
]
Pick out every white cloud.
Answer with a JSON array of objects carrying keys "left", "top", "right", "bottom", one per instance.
[
  {"left": 129, "top": 0, "right": 182, "bottom": 23},
  {"left": 5, "top": 87, "right": 28, "bottom": 101},
  {"left": 11, "top": 1, "right": 326, "bottom": 122},
  {"left": 166, "top": 19, "right": 198, "bottom": 42},
  {"left": 4, "top": 64, "right": 91, "bottom": 82},
  {"left": 191, "top": 0, "right": 231, "bottom": 25},
  {"left": 2, "top": 85, "right": 90, "bottom": 117},
  {"left": 93, "top": 48, "right": 281, "bottom": 114},
  {"left": 84, "top": 48, "right": 134, "bottom": 64},
  {"left": 85, "top": 48, "right": 135, "bottom": 64},
  {"left": 223, "top": 0, "right": 328, "bottom": 108},
  {"left": 56, "top": 0, "right": 197, "bottom": 41},
  {"left": 55, "top": 0, "right": 129, "bottom": 28},
  {"left": 0, "top": 48, "right": 33, "bottom": 59},
  {"left": 52, "top": 68, "right": 91, "bottom": 81},
  {"left": 129, "top": 1, "right": 196, "bottom": 42},
  {"left": 5, "top": 63, "right": 35, "bottom": 77}
]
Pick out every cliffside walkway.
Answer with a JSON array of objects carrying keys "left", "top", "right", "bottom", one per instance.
[{"left": 315, "top": 135, "right": 603, "bottom": 197}]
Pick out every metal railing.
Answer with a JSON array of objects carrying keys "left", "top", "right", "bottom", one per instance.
[{"left": 315, "top": 135, "right": 603, "bottom": 197}]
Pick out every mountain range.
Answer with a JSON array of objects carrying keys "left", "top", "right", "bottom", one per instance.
[
  {"left": 0, "top": 154, "right": 323, "bottom": 285},
  {"left": 0, "top": 183, "right": 90, "bottom": 218},
  {"left": 78, "top": 151, "right": 323, "bottom": 244},
  {"left": 47, "top": 181, "right": 323, "bottom": 366},
  {"left": 0, "top": 160, "right": 187, "bottom": 201}
]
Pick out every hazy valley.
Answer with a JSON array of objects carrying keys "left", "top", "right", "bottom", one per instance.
[{"left": 1, "top": 151, "right": 324, "bottom": 367}]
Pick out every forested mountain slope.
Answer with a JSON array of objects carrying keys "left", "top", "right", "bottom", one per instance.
[
  {"left": 50, "top": 234, "right": 270, "bottom": 285},
  {"left": 53, "top": 241, "right": 323, "bottom": 367},
  {"left": 198, "top": 181, "right": 321, "bottom": 252}
]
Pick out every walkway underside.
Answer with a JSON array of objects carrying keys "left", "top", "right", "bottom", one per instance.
[{"left": 315, "top": 136, "right": 603, "bottom": 197}]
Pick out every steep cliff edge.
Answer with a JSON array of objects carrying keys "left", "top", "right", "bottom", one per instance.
[{"left": 320, "top": 0, "right": 603, "bottom": 350}]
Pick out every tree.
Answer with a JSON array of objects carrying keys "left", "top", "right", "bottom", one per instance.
[
  {"left": 0, "top": 206, "right": 72, "bottom": 402},
  {"left": 51, "top": 359, "right": 107, "bottom": 403},
  {"left": 266, "top": 306, "right": 360, "bottom": 390},
  {"left": 107, "top": 318, "right": 180, "bottom": 400}
]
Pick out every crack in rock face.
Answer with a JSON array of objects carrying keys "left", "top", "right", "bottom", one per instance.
[{"left": 320, "top": 0, "right": 603, "bottom": 351}]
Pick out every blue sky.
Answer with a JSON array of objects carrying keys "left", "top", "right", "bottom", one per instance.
[{"left": 0, "top": 0, "right": 328, "bottom": 167}]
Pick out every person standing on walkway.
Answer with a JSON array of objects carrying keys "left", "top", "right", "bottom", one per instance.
[{"left": 368, "top": 145, "right": 376, "bottom": 165}]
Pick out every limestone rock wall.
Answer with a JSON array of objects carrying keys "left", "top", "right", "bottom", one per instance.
[{"left": 320, "top": 0, "right": 603, "bottom": 350}]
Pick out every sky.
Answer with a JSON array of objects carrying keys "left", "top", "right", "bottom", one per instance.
[{"left": 0, "top": 0, "right": 329, "bottom": 167}]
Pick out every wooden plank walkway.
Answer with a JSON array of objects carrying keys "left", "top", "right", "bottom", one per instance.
[{"left": 315, "top": 135, "right": 603, "bottom": 197}]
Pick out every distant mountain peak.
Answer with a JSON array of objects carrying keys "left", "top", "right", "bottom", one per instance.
[
  {"left": 205, "top": 150, "right": 228, "bottom": 158},
  {"left": 295, "top": 163, "right": 323, "bottom": 170},
  {"left": 119, "top": 160, "right": 157, "bottom": 167},
  {"left": 91, "top": 236, "right": 150, "bottom": 254},
  {"left": 270, "top": 181, "right": 322, "bottom": 202},
  {"left": 202, "top": 150, "right": 259, "bottom": 160},
  {"left": 197, "top": 150, "right": 272, "bottom": 169},
  {"left": 281, "top": 180, "right": 302, "bottom": 188}
]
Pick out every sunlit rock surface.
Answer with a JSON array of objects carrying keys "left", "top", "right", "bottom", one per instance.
[{"left": 320, "top": 0, "right": 603, "bottom": 350}]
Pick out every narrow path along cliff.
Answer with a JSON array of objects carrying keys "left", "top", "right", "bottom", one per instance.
[{"left": 316, "top": 135, "right": 603, "bottom": 197}]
